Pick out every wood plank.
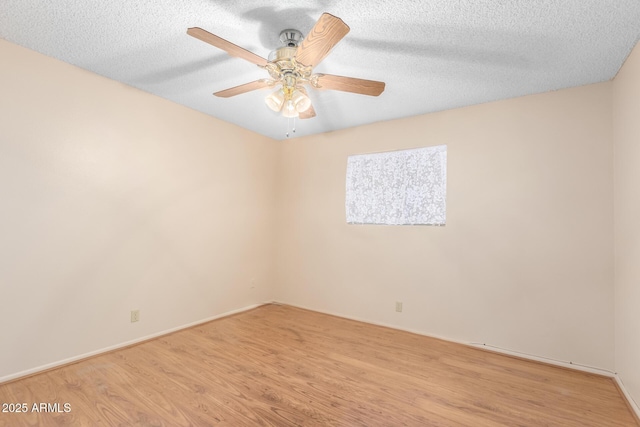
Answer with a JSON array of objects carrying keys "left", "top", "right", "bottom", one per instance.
[{"left": 0, "top": 304, "right": 637, "bottom": 426}]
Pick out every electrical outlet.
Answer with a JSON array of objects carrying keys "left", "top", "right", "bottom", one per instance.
[
  {"left": 396, "top": 301, "right": 403, "bottom": 312},
  {"left": 131, "top": 310, "right": 140, "bottom": 323}
]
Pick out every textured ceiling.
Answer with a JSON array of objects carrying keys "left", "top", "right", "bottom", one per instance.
[{"left": 2, "top": 1, "right": 640, "bottom": 140}]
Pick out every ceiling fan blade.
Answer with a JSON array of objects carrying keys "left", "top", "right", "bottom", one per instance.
[
  {"left": 214, "top": 80, "right": 271, "bottom": 98},
  {"left": 316, "top": 74, "right": 385, "bottom": 96},
  {"left": 187, "top": 27, "right": 268, "bottom": 67},
  {"left": 295, "top": 13, "right": 350, "bottom": 68},
  {"left": 299, "top": 103, "right": 316, "bottom": 119},
  {"left": 297, "top": 86, "right": 316, "bottom": 119}
]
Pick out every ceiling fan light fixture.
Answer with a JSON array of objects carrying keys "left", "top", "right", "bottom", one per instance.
[
  {"left": 266, "top": 86, "right": 309, "bottom": 117},
  {"left": 282, "top": 99, "right": 299, "bottom": 118},
  {"left": 265, "top": 89, "right": 285, "bottom": 112},
  {"left": 291, "top": 89, "right": 311, "bottom": 113}
]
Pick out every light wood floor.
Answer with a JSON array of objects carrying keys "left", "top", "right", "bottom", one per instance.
[{"left": 0, "top": 304, "right": 637, "bottom": 426}]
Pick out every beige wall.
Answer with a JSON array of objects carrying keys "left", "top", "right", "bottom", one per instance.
[
  {"left": 614, "top": 41, "right": 640, "bottom": 408},
  {"left": 0, "top": 37, "right": 627, "bottom": 384},
  {"left": 275, "top": 82, "right": 614, "bottom": 369},
  {"left": 0, "top": 40, "right": 277, "bottom": 380}
]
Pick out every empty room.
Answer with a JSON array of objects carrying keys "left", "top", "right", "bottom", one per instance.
[{"left": 1, "top": 1, "right": 640, "bottom": 426}]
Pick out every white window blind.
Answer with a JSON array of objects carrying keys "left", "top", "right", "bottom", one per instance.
[{"left": 345, "top": 145, "right": 447, "bottom": 225}]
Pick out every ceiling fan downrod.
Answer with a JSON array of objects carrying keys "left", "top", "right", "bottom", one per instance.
[{"left": 279, "top": 29, "right": 303, "bottom": 47}]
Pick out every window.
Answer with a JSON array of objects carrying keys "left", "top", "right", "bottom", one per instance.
[{"left": 345, "top": 145, "right": 447, "bottom": 225}]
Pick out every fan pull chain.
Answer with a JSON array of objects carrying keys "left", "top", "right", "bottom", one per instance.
[{"left": 285, "top": 116, "right": 298, "bottom": 138}]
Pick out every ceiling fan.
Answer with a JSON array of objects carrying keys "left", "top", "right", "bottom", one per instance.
[{"left": 187, "top": 13, "right": 385, "bottom": 121}]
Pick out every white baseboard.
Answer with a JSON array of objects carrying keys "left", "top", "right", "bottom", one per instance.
[
  {"left": 276, "top": 301, "right": 640, "bottom": 417},
  {"left": 274, "top": 301, "right": 616, "bottom": 378},
  {"left": 614, "top": 375, "right": 640, "bottom": 421},
  {"left": 0, "top": 303, "right": 266, "bottom": 384},
  {"left": 466, "top": 343, "right": 616, "bottom": 377}
]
